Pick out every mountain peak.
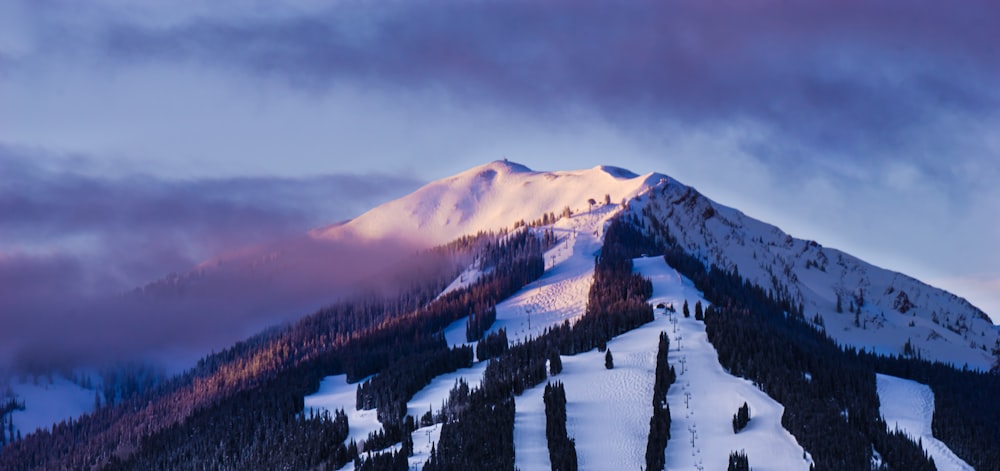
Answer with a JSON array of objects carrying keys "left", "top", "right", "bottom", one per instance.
[
  {"left": 593, "top": 164, "right": 639, "bottom": 179},
  {"left": 463, "top": 159, "right": 534, "bottom": 177},
  {"left": 316, "top": 161, "right": 660, "bottom": 246}
]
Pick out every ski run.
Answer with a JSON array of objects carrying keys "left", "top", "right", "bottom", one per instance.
[{"left": 303, "top": 202, "right": 966, "bottom": 470}]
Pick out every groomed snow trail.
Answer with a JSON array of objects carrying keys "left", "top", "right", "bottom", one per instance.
[
  {"left": 490, "top": 206, "right": 615, "bottom": 344},
  {"left": 876, "top": 374, "right": 974, "bottom": 471},
  {"left": 636, "top": 257, "right": 812, "bottom": 471}
]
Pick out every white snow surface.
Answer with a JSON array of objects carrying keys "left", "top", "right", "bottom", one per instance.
[
  {"left": 312, "top": 160, "right": 661, "bottom": 247},
  {"left": 876, "top": 373, "right": 973, "bottom": 471},
  {"left": 488, "top": 205, "right": 616, "bottom": 344},
  {"left": 303, "top": 374, "right": 382, "bottom": 449},
  {"left": 5, "top": 375, "right": 95, "bottom": 436}
]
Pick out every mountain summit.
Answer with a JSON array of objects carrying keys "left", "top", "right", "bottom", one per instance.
[{"left": 311, "top": 160, "right": 669, "bottom": 246}]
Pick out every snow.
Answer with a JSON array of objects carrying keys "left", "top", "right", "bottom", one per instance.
[
  {"left": 436, "top": 262, "right": 485, "bottom": 301},
  {"left": 442, "top": 316, "right": 470, "bottom": 348},
  {"left": 876, "top": 374, "right": 973, "bottom": 471},
  {"left": 508, "top": 257, "right": 811, "bottom": 471},
  {"left": 405, "top": 362, "right": 488, "bottom": 421},
  {"left": 313, "top": 160, "right": 662, "bottom": 248},
  {"left": 488, "top": 205, "right": 615, "bottom": 344},
  {"left": 636, "top": 179, "right": 999, "bottom": 371},
  {"left": 303, "top": 374, "right": 382, "bottom": 449},
  {"left": 5, "top": 375, "right": 96, "bottom": 436},
  {"left": 559, "top": 257, "right": 809, "bottom": 471}
]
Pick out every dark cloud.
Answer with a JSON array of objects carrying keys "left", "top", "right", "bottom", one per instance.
[
  {"left": 0, "top": 147, "right": 427, "bottom": 372},
  {"left": 94, "top": 0, "right": 1000, "bottom": 171}
]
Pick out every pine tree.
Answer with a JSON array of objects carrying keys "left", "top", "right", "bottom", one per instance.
[
  {"left": 682, "top": 300, "right": 690, "bottom": 318},
  {"left": 732, "top": 402, "right": 750, "bottom": 433},
  {"left": 549, "top": 350, "right": 563, "bottom": 375},
  {"left": 694, "top": 300, "right": 704, "bottom": 321},
  {"left": 728, "top": 450, "right": 750, "bottom": 471},
  {"left": 605, "top": 349, "right": 614, "bottom": 369}
]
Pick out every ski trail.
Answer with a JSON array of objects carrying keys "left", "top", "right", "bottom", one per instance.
[{"left": 877, "top": 373, "right": 974, "bottom": 471}]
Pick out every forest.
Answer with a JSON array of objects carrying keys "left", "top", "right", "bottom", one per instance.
[{"left": 3, "top": 211, "right": 997, "bottom": 471}]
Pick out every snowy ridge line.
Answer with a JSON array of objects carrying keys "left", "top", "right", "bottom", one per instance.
[{"left": 633, "top": 179, "right": 998, "bottom": 371}]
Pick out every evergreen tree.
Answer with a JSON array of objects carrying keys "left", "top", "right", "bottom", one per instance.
[
  {"left": 549, "top": 350, "right": 563, "bottom": 376},
  {"left": 732, "top": 402, "right": 750, "bottom": 433},
  {"left": 605, "top": 349, "right": 614, "bottom": 369},
  {"left": 694, "top": 300, "right": 704, "bottom": 321},
  {"left": 682, "top": 300, "right": 690, "bottom": 318},
  {"left": 728, "top": 450, "right": 750, "bottom": 471}
]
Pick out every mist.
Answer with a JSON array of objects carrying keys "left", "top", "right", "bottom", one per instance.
[{"left": 0, "top": 149, "right": 429, "bottom": 374}]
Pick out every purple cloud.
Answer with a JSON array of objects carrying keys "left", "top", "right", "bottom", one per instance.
[
  {"left": 0, "top": 147, "right": 427, "bottom": 372},
  {"left": 93, "top": 0, "right": 1000, "bottom": 172}
]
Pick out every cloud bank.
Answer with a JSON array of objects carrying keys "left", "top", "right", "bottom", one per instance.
[{"left": 0, "top": 147, "right": 425, "bottom": 372}]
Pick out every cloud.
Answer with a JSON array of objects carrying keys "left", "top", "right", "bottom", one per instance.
[
  {"left": 0, "top": 146, "right": 427, "bottom": 372},
  {"left": 83, "top": 1, "right": 999, "bottom": 166}
]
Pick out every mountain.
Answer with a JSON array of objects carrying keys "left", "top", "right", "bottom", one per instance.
[
  {"left": 311, "top": 160, "right": 663, "bottom": 246},
  {"left": 2, "top": 160, "right": 996, "bottom": 471},
  {"left": 317, "top": 160, "right": 998, "bottom": 371}
]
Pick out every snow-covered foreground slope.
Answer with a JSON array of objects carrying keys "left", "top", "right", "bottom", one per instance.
[
  {"left": 508, "top": 257, "right": 811, "bottom": 470},
  {"left": 636, "top": 255, "right": 812, "bottom": 471},
  {"left": 876, "top": 374, "right": 973, "bottom": 471}
]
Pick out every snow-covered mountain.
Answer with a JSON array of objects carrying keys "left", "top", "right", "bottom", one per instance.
[
  {"left": 301, "top": 160, "right": 986, "bottom": 470},
  {"left": 313, "top": 160, "right": 998, "bottom": 371},
  {"left": 4, "top": 160, "right": 994, "bottom": 470},
  {"left": 310, "top": 160, "right": 661, "bottom": 246}
]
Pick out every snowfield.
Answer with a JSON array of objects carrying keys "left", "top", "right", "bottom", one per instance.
[
  {"left": 489, "top": 205, "right": 615, "bottom": 344},
  {"left": 4, "top": 375, "right": 95, "bottom": 438},
  {"left": 303, "top": 374, "right": 383, "bottom": 449},
  {"left": 876, "top": 374, "right": 973, "bottom": 471}
]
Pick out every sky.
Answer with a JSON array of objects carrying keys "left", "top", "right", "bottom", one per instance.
[{"left": 2, "top": 0, "right": 999, "bottom": 370}]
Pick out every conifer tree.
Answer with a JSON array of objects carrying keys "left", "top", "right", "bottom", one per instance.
[{"left": 605, "top": 349, "right": 614, "bottom": 369}]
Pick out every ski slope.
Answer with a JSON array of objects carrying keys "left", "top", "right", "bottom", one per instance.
[
  {"left": 876, "top": 374, "right": 973, "bottom": 471},
  {"left": 305, "top": 207, "right": 811, "bottom": 470},
  {"left": 3, "top": 375, "right": 95, "bottom": 439},
  {"left": 489, "top": 204, "right": 616, "bottom": 344},
  {"left": 636, "top": 255, "right": 813, "bottom": 471}
]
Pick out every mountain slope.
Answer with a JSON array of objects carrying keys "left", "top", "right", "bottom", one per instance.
[
  {"left": 315, "top": 159, "right": 997, "bottom": 370},
  {"left": 312, "top": 160, "right": 663, "bottom": 246},
  {"left": 631, "top": 180, "right": 998, "bottom": 370}
]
